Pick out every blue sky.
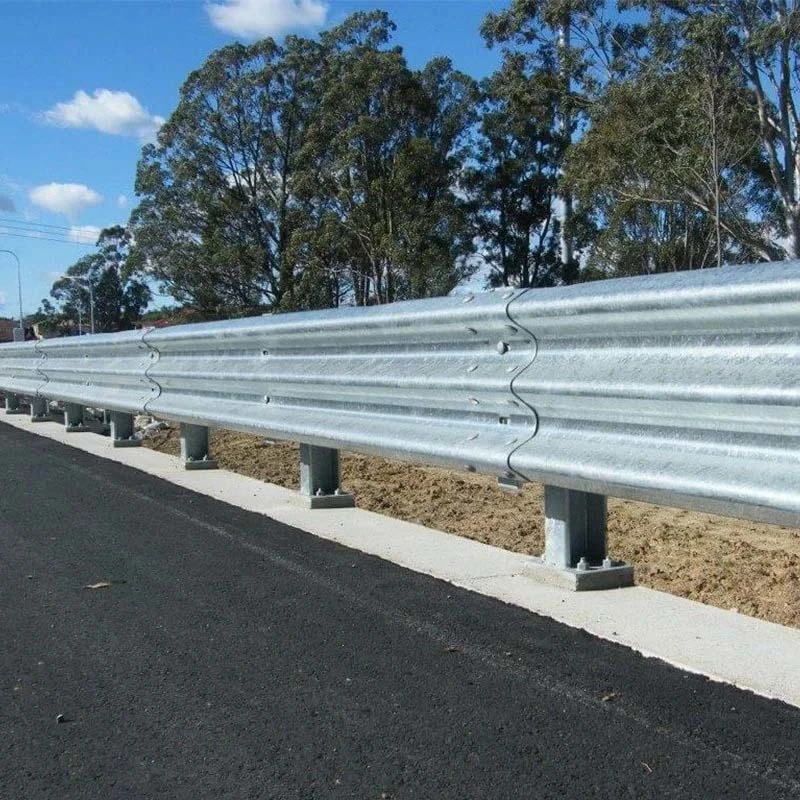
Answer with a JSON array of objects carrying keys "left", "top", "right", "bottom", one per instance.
[{"left": 0, "top": 0, "right": 503, "bottom": 321}]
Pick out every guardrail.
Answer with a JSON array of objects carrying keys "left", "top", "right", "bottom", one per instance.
[{"left": 1, "top": 262, "right": 799, "bottom": 589}]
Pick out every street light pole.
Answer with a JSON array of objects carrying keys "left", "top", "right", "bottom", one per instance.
[
  {"left": 84, "top": 280, "right": 95, "bottom": 335},
  {"left": 0, "top": 249, "right": 24, "bottom": 338}
]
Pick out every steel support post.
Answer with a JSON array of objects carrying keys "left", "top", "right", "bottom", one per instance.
[
  {"left": 299, "top": 444, "right": 355, "bottom": 509},
  {"left": 30, "top": 397, "right": 48, "bottom": 422},
  {"left": 4, "top": 393, "right": 25, "bottom": 415},
  {"left": 527, "top": 485, "right": 633, "bottom": 590},
  {"left": 109, "top": 411, "right": 140, "bottom": 448},
  {"left": 179, "top": 423, "right": 217, "bottom": 470},
  {"left": 64, "top": 403, "right": 86, "bottom": 432},
  {"left": 543, "top": 486, "right": 608, "bottom": 569}
]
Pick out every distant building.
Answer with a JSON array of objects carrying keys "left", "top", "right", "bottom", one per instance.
[
  {"left": 0, "top": 318, "right": 38, "bottom": 342},
  {"left": 0, "top": 318, "right": 15, "bottom": 343}
]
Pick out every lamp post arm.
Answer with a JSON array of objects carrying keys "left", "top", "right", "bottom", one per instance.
[{"left": 0, "top": 249, "right": 23, "bottom": 332}]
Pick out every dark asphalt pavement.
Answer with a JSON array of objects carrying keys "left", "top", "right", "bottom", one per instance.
[{"left": 1, "top": 422, "right": 799, "bottom": 799}]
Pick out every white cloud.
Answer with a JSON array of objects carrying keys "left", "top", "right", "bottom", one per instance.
[
  {"left": 68, "top": 225, "right": 102, "bottom": 245},
  {"left": 43, "top": 89, "right": 164, "bottom": 142},
  {"left": 207, "top": 0, "right": 327, "bottom": 38},
  {"left": 117, "top": 194, "right": 128, "bottom": 208},
  {"left": 29, "top": 183, "right": 103, "bottom": 218}
]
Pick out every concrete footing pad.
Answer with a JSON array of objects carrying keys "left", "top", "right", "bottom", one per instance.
[
  {"left": 112, "top": 438, "right": 142, "bottom": 448},
  {"left": 524, "top": 557, "right": 635, "bottom": 591},
  {"left": 303, "top": 492, "right": 356, "bottom": 510},
  {"left": 184, "top": 458, "right": 218, "bottom": 471}
]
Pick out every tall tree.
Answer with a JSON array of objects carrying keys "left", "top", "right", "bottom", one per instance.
[
  {"left": 635, "top": 0, "right": 800, "bottom": 258},
  {"left": 567, "top": 13, "right": 777, "bottom": 274},
  {"left": 130, "top": 14, "right": 476, "bottom": 313},
  {"left": 293, "top": 12, "right": 477, "bottom": 306},
  {"left": 463, "top": 60, "right": 567, "bottom": 287},
  {"left": 481, "top": 0, "right": 613, "bottom": 275},
  {"left": 129, "top": 37, "right": 321, "bottom": 317}
]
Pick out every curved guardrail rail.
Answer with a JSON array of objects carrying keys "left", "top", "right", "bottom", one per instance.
[
  {"left": 0, "top": 339, "right": 45, "bottom": 398},
  {"left": 1, "top": 263, "right": 798, "bottom": 588},
  {"left": 507, "top": 262, "right": 800, "bottom": 527},
  {"left": 143, "top": 288, "right": 537, "bottom": 476},
  {"left": 37, "top": 330, "right": 156, "bottom": 413}
]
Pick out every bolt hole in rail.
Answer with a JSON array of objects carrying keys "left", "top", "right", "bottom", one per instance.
[{"left": 1, "top": 262, "right": 799, "bottom": 590}]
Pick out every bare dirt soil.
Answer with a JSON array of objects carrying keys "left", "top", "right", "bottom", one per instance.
[{"left": 145, "top": 426, "right": 800, "bottom": 629}]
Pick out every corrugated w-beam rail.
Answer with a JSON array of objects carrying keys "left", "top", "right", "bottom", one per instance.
[{"left": 2, "top": 262, "right": 799, "bottom": 590}]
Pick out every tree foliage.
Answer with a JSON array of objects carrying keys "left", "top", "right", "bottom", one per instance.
[
  {"left": 463, "top": 60, "right": 568, "bottom": 287},
  {"left": 566, "top": 9, "right": 777, "bottom": 275},
  {"left": 130, "top": 38, "right": 317, "bottom": 317},
  {"left": 477, "top": 0, "right": 616, "bottom": 282},
  {"left": 568, "top": 58, "right": 773, "bottom": 272},
  {"left": 130, "top": 12, "right": 477, "bottom": 314},
  {"left": 628, "top": 0, "right": 800, "bottom": 259},
  {"left": 40, "top": 226, "right": 151, "bottom": 335},
  {"left": 123, "top": 4, "right": 800, "bottom": 313}
]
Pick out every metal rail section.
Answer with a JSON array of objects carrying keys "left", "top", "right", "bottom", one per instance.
[{"left": 1, "top": 262, "right": 798, "bottom": 589}]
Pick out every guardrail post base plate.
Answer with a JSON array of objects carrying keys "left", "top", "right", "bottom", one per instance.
[
  {"left": 527, "top": 485, "right": 633, "bottom": 591},
  {"left": 299, "top": 444, "right": 355, "bottom": 509},
  {"left": 109, "top": 411, "right": 140, "bottom": 448},
  {"left": 30, "top": 397, "right": 48, "bottom": 422},
  {"left": 180, "top": 423, "right": 217, "bottom": 470},
  {"left": 64, "top": 403, "right": 87, "bottom": 432},
  {"left": 4, "top": 394, "right": 25, "bottom": 415}
]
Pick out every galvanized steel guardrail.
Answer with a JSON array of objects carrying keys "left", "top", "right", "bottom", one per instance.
[{"left": 1, "top": 262, "right": 799, "bottom": 589}]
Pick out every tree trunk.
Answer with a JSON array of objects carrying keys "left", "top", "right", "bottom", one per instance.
[
  {"left": 785, "top": 207, "right": 800, "bottom": 259},
  {"left": 558, "top": 18, "right": 574, "bottom": 273}
]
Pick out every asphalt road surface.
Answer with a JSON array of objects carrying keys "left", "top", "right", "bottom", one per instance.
[{"left": 1, "top": 422, "right": 799, "bottom": 799}]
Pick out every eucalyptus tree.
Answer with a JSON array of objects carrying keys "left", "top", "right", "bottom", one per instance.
[
  {"left": 481, "top": 0, "right": 616, "bottom": 274},
  {"left": 130, "top": 13, "right": 476, "bottom": 313},
  {"left": 294, "top": 12, "right": 477, "bottom": 306},
  {"left": 567, "top": 12, "right": 777, "bottom": 274},
  {"left": 463, "top": 59, "right": 567, "bottom": 288},
  {"left": 129, "top": 37, "right": 321, "bottom": 316},
  {"left": 630, "top": 0, "right": 800, "bottom": 259}
]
